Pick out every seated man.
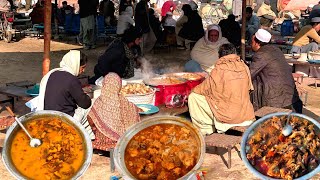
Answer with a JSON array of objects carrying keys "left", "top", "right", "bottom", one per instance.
[
  {"left": 291, "top": 17, "right": 320, "bottom": 53},
  {"left": 89, "top": 27, "right": 142, "bottom": 84},
  {"left": 250, "top": 29, "right": 302, "bottom": 113},
  {"left": 188, "top": 44, "right": 255, "bottom": 135},
  {"left": 256, "top": 0, "right": 276, "bottom": 28},
  {"left": 60, "top": 1, "right": 74, "bottom": 24},
  {"left": 219, "top": 14, "right": 241, "bottom": 47},
  {"left": 185, "top": 24, "right": 229, "bottom": 73},
  {"left": 176, "top": 4, "right": 204, "bottom": 50},
  {"left": 245, "top": 7, "right": 260, "bottom": 44},
  {"left": 291, "top": 17, "right": 320, "bottom": 77}
]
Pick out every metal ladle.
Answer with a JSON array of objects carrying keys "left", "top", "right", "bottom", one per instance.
[
  {"left": 5, "top": 107, "right": 41, "bottom": 147},
  {"left": 282, "top": 112, "right": 293, "bottom": 136}
]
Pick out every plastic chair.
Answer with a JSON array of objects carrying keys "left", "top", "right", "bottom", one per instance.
[
  {"left": 71, "top": 14, "right": 80, "bottom": 34},
  {"left": 64, "top": 14, "right": 72, "bottom": 33},
  {"left": 96, "top": 15, "right": 105, "bottom": 34}
]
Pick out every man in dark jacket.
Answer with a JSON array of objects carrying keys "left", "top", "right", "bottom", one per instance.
[
  {"left": 219, "top": 14, "right": 241, "bottom": 47},
  {"left": 250, "top": 29, "right": 302, "bottom": 113},
  {"left": 89, "top": 27, "right": 143, "bottom": 84},
  {"left": 135, "top": 0, "right": 150, "bottom": 33}
]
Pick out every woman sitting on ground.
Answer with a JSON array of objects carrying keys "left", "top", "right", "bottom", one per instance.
[
  {"left": 87, "top": 73, "right": 140, "bottom": 150},
  {"left": 185, "top": 24, "right": 229, "bottom": 73},
  {"left": 188, "top": 44, "right": 255, "bottom": 135},
  {"left": 34, "top": 50, "right": 94, "bottom": 138}
]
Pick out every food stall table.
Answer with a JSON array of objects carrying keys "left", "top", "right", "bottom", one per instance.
[{"left": 140, "top": 104, "right": 189, "bottom": 120}]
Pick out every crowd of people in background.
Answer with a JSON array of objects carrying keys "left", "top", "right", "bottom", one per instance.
[{"left": 21, "top": 0, "right": 316, "bottom": 144}]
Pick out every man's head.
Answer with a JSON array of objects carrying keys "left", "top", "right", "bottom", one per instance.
[
  {"left": 246, "top": 7, "right": 253, "bottom": 19},
  {"left": 264, "top": 0, "right": 270, "bottom": 5},
  {"left": 182, "top": 4, "right": 192, "bottom": 16},
  {"left": 311, "top": 17, "right": 320, "bottom": 32},
  {"left": 227, "top": 14, "right": 236, "bottom": 21},
  {"left": 251, "top": 29, "right": 271, "bottom": 52},
  {"left": 79, "top": 52, "right": 88, "bottom": 75},
  {"left": 218, "top": 44, "right": 237, "bottom": 58},
  {"left": 308, "top": 4, "right": 314, "bottom": 11},
  {"left": 122, "top": 27, "right": 143, "bottom": 47},
  {"left": 62, "top": 1, "right": 67, "bottom": 7}
]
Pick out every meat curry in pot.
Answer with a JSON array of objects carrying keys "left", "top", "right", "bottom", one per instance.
[
  {"left": 246, "top": 116, "right": 320, "bottom": 180},
  {"left": 124, "top": 124, "right": 200, "bottom": 180},
  {"left": 10, "top": 117, "right": 85, "bottom": 180}
]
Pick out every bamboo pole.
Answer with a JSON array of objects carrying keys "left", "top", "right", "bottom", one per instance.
[
  {"left": 241, "top": 0, "right": 247, "bottom": 61},
  {"left": 42, "top": 0, "right": 52, "bottom": 76}
]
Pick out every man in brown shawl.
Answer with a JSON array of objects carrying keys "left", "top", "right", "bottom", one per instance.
[
  {"left": 250, "top": 29, "right": 302, "bottom": 113},
  {"left": 188, "top": 44, "right": 255, "bottom": 135}
]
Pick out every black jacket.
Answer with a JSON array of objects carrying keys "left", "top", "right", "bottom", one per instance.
[
  {"left": 90, "top": 39, "right": 134, "bottom": 83},
  {"left": 135, "top": 0, "right": 150, "bottom": 33},
  {"left": 178, "top": 11, "right": 204, "bottom": 41},
  {"left": 44, "top": 71, "right": 91, "bottom": 116},
  {"left": 78, "top": 0, "right": 98, "bottom": 18}
]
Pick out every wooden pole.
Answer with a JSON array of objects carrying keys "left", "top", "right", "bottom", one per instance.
[
  {"left": 241, "top": 0, "right": 247, "bottom": 61},
  {"left": 43, "top": 0, "right": 52, "bottom": 76}
]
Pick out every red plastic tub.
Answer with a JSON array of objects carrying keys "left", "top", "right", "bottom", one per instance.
[{"left": 145, "top": 76, "right": 188, "bottom": 106}]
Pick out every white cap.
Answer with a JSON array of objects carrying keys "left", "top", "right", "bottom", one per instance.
[
  {"left": 166, "top": 11, "right": 173, "bottom": 16},
  {"left": 311, "top": 17, "right": 320, "bottom": 23},
  {"left": 255, "top": 29, "right": 271, "bottom": 43},
  {"left": 309, "top": 4, "right": 314, "bottom": 8}
]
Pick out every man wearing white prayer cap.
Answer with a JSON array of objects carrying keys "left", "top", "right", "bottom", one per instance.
[{"left": 250, "top": 29, "right": 302, "bottom": 113}]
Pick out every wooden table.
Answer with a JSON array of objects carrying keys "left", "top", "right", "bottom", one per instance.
[
  {"left": 0, "top": 86, "right": 32, "bottom": 111},
  {"left": 286, "top": 58, "right": 320, "bottom": 73}
]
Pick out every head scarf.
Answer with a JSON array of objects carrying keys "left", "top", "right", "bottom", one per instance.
[
  {"left": 31, "top": 50, "right": 82, "bottom": 111},
  {"left": 190, "top": 24, "right": 229, "bottom": 72},
  {"left": 87, "top": 73, "right": 140, "bottom": 141},
  {"left": 204, "top": 24, "right": 228, "bottom": 48},
  {"left": 60, "top": 50, "right": 81, "bottom": 76}
]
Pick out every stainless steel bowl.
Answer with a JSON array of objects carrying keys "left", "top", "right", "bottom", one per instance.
[
  {"left": 240, "top": 112, "right": 320, "bottom": 180},
  {"left": 113, "top": 115, "right": 205, "bottom": 180},
  {"left": 1, "top": 110, "right": 93, "bottom": 180}
]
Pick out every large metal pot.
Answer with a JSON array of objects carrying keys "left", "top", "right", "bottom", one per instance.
[
  {"left": 240, "top": 112, "right": 320, "bottom": 180},
  {"left": 2, "top": 110, "right": 93, "bottom": 180},
  {"left": 113, "top": 115, "right": 206, "bottom": 180}
]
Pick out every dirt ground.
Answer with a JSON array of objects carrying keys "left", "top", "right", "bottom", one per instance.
[{"left": 0, "top": 38, "right": 319, "bottom": 179}]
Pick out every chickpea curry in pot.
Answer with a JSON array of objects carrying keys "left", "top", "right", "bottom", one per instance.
[
  {"left": 125, "top": 124, "right": 200, "bottom": 180},
  {"left": 10, "top": 117, "right": 85, "bottom": 180}
]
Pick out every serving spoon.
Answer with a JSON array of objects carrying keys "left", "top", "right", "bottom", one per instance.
[
  {"left": 282, "top": 112, "right": 293, "bottom": 136},
  {"left": 5, "top": 106, "right": 41, "bottom": 148}
]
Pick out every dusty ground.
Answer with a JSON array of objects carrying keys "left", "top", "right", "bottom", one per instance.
[{"left": 0, "top": 38, "right": 319, "bottom": 179}]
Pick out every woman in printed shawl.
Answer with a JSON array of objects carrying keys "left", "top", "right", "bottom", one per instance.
[
  {"left": 185, "top": 24, "right": 229, "bottom": 73},
  {"left": 87, "top": 73, "right": 140, "bottom": 150}
]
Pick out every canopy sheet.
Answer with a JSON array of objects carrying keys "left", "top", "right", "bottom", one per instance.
[{"left": 284, "top": 0, "right": 319, "bottom": 10}]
